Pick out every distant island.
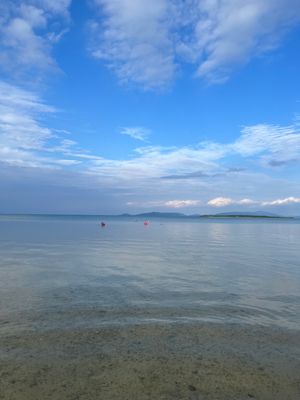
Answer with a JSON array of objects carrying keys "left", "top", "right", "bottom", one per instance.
[
  {"left": 0, "top": 212, "right": 296, "bottom": 220},
  {"left": 121, "top": 212, "right": 185, "bottom": 218},
  {"left": 198, "top": 211, "right": 291, "bottom": 219},
  {"left": 118, "top": 211, "right": 293, "bottom": 219},
  {"left": 199, "top": 214, "right": 285, "bottom": 219}
]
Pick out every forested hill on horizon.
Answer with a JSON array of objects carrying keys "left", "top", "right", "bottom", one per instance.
[
  {"left": 1, "top": 212, "right": 297, "bottom": 219},
  {"left": 121, "top": 211, "right": 293, "bottom": 218}
]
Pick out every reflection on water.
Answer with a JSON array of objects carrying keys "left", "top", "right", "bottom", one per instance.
[{"left": 0, "top": 216, "right": 300, "bottom": 332}]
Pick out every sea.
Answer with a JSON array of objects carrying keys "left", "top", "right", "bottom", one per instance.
[{"left": 1, "top": 215, "right": 300, "bottom": 399}]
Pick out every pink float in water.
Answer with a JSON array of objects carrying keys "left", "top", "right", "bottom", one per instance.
[{"left": 144, "top": 220, "right": 150, "bottom": 226}]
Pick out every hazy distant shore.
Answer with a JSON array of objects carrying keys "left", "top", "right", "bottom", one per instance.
[{"left": 0, "top": 212, "right": 297, "bottom": 220}]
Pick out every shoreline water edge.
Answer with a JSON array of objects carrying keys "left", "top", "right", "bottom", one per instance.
[{"left": 0, "top": 216, "right": 300, "bottom": 399}]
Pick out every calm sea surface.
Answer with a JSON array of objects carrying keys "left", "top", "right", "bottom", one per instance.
[{"left": 1, "top": 215, "right": 300, "bottom": 332}]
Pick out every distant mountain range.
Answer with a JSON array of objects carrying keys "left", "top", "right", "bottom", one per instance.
[
  {"left": 121, "top": 212, "right": 185, "bottom": 218},
  {"left": 118, "top": 211, "right": 292, "bottom": 219},
  {"left": 202, "top": 211, "right": 282, "bottom": 218},
  {"left": 1, "top": 212, "right": 297, "bottom": 219}
]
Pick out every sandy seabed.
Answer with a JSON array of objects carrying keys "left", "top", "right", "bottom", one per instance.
[{"left": 1, "top": 322, "right": 300, "bottom": 400}]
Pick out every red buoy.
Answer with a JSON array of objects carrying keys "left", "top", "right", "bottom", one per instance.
[{"left": 144, "top": 220, "right": 149, "bottom": 226}]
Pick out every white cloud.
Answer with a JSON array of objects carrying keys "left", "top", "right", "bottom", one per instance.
[
  {"left": 1, "top": 81, "right": 300, "bottom": 212},
  {"left": 192, "top": 0, "right": 300, "bottom": 82},
  {"left": 126, "top": 199, "right": 201, "bottom": 209},
  {"left": 0, "top": 81, "right": 54, "bottom": 155},
  {"left": 90, "top": 0, "right": 175, "bottom": 89},
  {"left": 262, "top": 197, "right": 300, "bottom": 206},
  {"left": 0, "top": 81, "right": 85, "bottom": 168},
  {"left": 207, "top": 197, "right": 235, "bottom": 207},
  {"left": 120, "top": 126, "right": 151, "bottom": 141},
  {"left": 1, "top": 1, "right": 299, "bottom": 88},
  {"left": 233, "top": 124, "right": 300, "bottom": 166},
  {"left": 1, "top": 83, "right": 299, "bottom": 202},
  {"left": 89, "top": 143, "right": 224, "bottom": 182},
  {"left": 89, "top": 0, "right": 300, "bottom": 88},
  {"left": 88, "top": 120, "right": 300, "bottom": 184},
  {"left": 207, "top": 197, "right": 259, "bottom": 207},
  {"left": 35, "top": 0, "right": 71, "bottom": 16},
  {"left": 164, "top": 200, "right": 201, "bottom": 208},
  {"left": 0, "top": 0, "right": 71, "bottom": 77},
  {"left": 208, "top": 196, "right": 300, "bottom": 208},
  {"left": 238, "top": 198, "right": 258, "bottom": 205},
  {"left": 128, "top": 196, "right": 300, "bottom": 211},
  {"left": 53, "top": 159, "right": 81, "bottom": 166}
]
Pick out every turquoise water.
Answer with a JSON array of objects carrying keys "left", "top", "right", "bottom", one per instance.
[{"left": 1, "top": 215, "right": 300, "bottom": 332}]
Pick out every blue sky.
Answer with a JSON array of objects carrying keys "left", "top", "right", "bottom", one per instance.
[{"left": 1, "top": 0, "right": 300, "bottom": 215}]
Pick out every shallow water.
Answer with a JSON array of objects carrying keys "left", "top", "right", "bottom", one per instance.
[
  {"left": 1, "top": 216, "right": 300, "bottom": 399},
  {"left": 1, "top": 216, "right": 300, "bottom": 332}
]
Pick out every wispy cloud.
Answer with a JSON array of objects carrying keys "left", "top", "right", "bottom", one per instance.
[
  {"left": 0, "top": 80, "right": 90, "bottom": 168},
  {"left": 1, "top": 81, "right": 300, "bottom": 212},
  {"left": 232, "top": 124, "right": 300, "bottom": 166},
  {"left": 89, "top": 0, "right": 300, "bottom": 88},
  {"left": 2, "top": 82, "right": 299, "bottom": 189},
  {"left": 164, "top": 200, "right": 201, "bottom": 208},
  {"left": 120, "top": 126, "right": 151, "bottom": 141},
  {"left": 127, "top": 199, "right": 201, "bottom": 209},
  {"left": 128, "top": 196, "right": 300, "bottom": 210},
  {"left": 191, "top": 0, "right": 300, "bottom": 82},
  {"left": 207, "top": 196, "right": 300, "bottom": 208},
  {"left": 0, "top": 0, "right": 71, "bottom": 78},
  {"left": 89, "top": 0, "right": 175, "bottom": 89},
  {"left": 207, "top": 197, "right": 257, "bottom": 207},
  {"left": 261, "top": 197, "right": 300, "bottom": 206},
  {"left": 88, "top": 121, "right": 300, "bottom": 184},
  {"left": 0, "top": 81, "right": 54, "bottom": 166},
  {"left": 89, "top": 144, "right": 224, "bottom": 182},
  {"left": 2, "top": 1, "right": 298, "bottom": 89}
]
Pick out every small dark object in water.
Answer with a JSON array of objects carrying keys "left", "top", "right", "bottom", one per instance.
[{"left": 100, "top": 222, "right": 106, "bottom": 227}]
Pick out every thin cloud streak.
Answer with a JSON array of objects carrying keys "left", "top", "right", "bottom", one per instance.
[
  {"left": 120, "top": 126, "right": 151, "bottom": 141},
  {"left": 207, "top": 197, "right": 260, "bottom": 207},
  {"left": 126, "top": 199, "right": 201, "bottom": 209},
  {"left": 164, "top": 200, "right": 201, "bottom": 208},
  {"left": 261, "top": 197, "right": 300, "bottom": 206},
  {"left": 1, "top": 81, "right": 300, "bottom": 213},
  {"left": 89, "top": 122, "right": 300, "bottom": 183},
  {"left": 208, "top": 197, "right": 300, "bottom": 208},
  {"left": 1, "top": 85, "right": 300, "bottom": 176},
  {"left": 1, "top": 83, "right": 300, "bottom": 193},
  {"left": 0, "top": 80, "right": 92, "bottom": 168}
]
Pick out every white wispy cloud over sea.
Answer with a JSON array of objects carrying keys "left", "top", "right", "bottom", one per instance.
[
  {"left": 89, "top": 0, "right": 300, "bottom": 88},
  {"left": 120, "top": 127, "right": 151, "bottom": 141},
  {"left": 1, "top": 79, "right": 300, "bottom": 213},
  {"left": 0, "top": 0, "right": 71, "bottom": 79},
  {"left": 207, "top": 197, "right": 300, "bottom": 208},
  {"left": 0, "top": 1, "right": 300, "bottom": 214}
]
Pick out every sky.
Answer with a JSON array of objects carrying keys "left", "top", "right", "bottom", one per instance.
[{"left": 1, "top": 0, "right": 300, "bottom": 215}]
